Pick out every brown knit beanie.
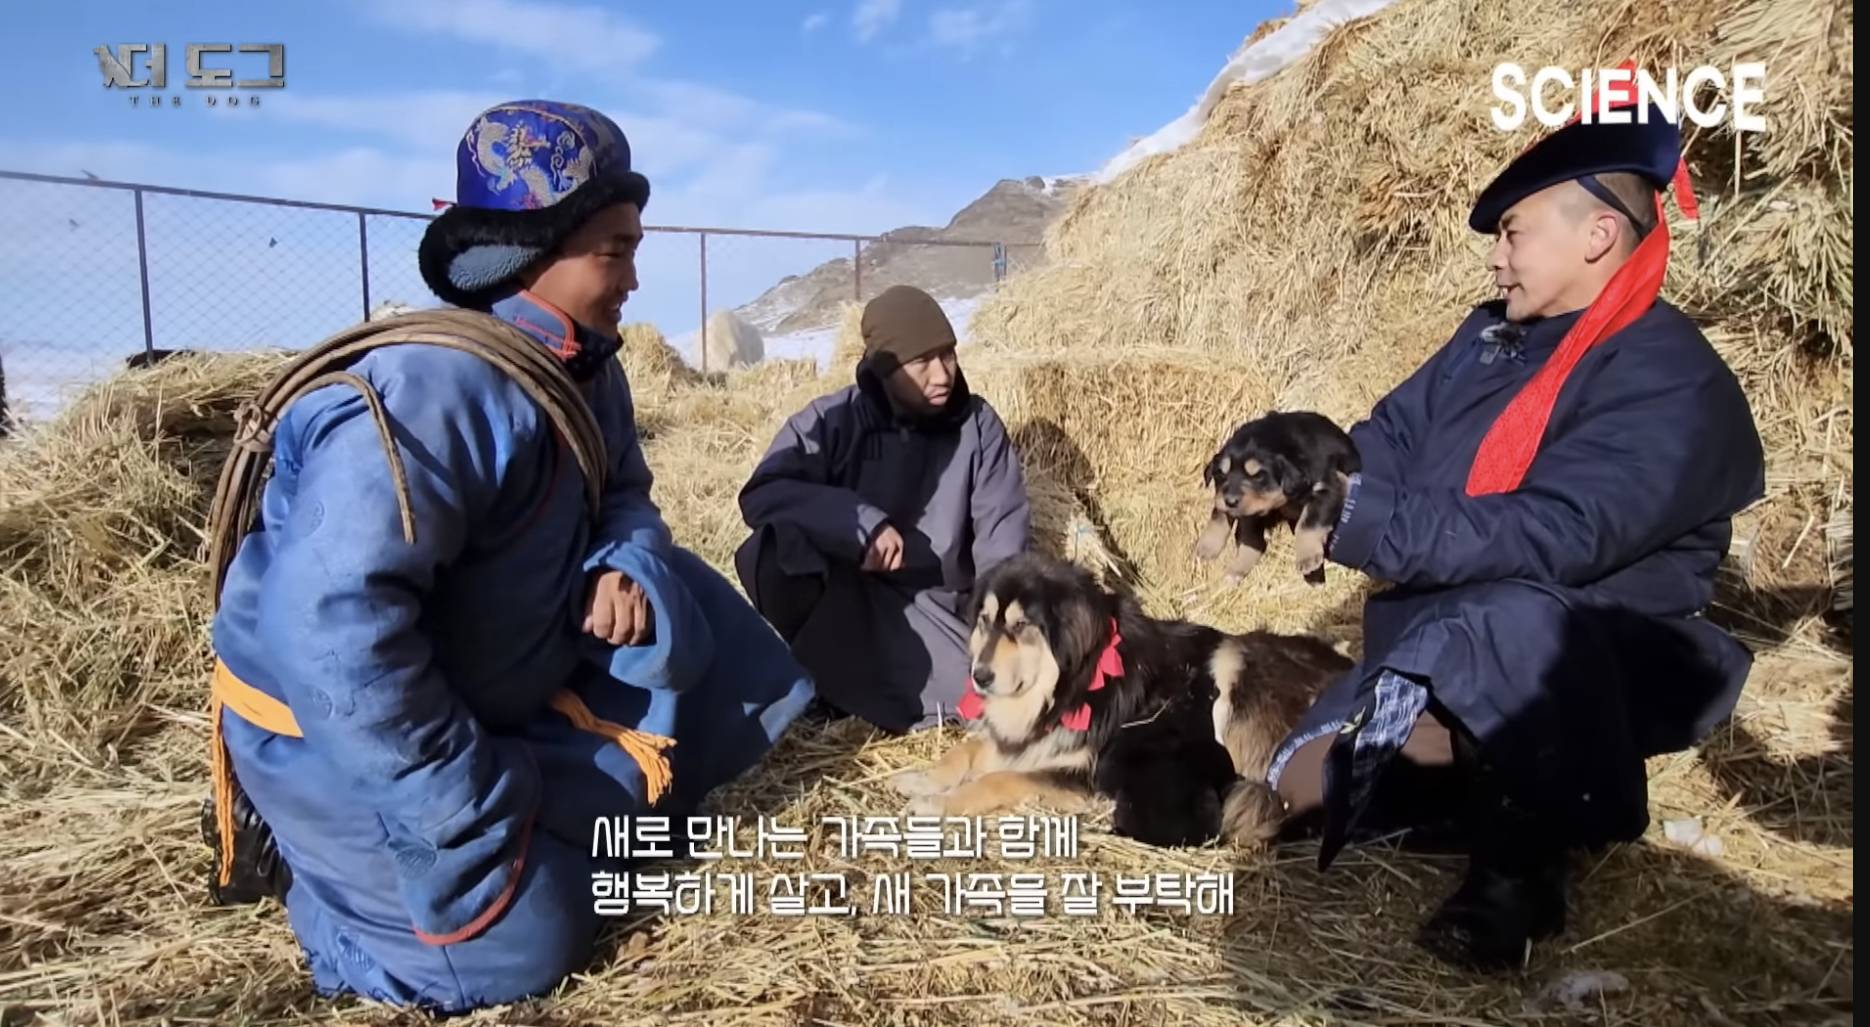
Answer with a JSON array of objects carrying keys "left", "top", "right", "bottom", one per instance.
[{"left": 860, "top": 285, "right": 956, "bottom": 372}]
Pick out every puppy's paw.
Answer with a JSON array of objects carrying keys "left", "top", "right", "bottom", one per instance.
[
  {"left": 889, "top": 768, "right": 946, "bottom": 798},
  {"left": 1192, "top": 519, "right": 1231, "bottom": 563},
  {"left": 1221, "top": 545, "right": 1263, "bottom": 585},
  {"left": 904, "top": 794, "right": 950, "bottom": 818},
  {"left": 1292, "top": 527, "right": 1328, "bottom": 582}
]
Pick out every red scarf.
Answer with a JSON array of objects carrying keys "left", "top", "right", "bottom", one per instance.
[
  {"left": 958, "top": 619, "right": 1124, "bottom": 732},
  {"left": 1464, "top": 63, "right": 1700, "bottom": 497}
]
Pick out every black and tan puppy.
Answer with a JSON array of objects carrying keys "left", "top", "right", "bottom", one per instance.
[
  {"left": 889, "top": 553, "right": 1350, "bottom": 848},
  {"left": 1194, "top": 411, "right": 1360, "bottom": 585}
]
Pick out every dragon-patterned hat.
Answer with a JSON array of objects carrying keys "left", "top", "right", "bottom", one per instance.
[{"left": 418, "top": 100, "right": 651, "bottom": 309}]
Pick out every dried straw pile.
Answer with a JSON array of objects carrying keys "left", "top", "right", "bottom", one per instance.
[
  {"left": 0, "top": 0, "right": 1852, "bottom": 1020},
  {"left": 0, "top": 337, "right": 1850, "bottom": 1027},
  {"left": 0, "top": 353, "right": 291, "bottom": 787}
]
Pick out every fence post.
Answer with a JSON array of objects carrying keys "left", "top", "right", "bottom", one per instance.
[
  {"left": 134, "top": 188, "right": 155, "bottom": 357},
  {"left": 698, "top": 232, "right": 708, "bottom": 373},
  {"left": 853, "top": 238, "right": 862, "bottom": 301},
  {"left": 358, "top": 211, "right": 371, "bottom": 320}
]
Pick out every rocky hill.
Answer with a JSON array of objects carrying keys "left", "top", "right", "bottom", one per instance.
[{"left": 735, "top": 175, "right": 1079, "bottom": 337}]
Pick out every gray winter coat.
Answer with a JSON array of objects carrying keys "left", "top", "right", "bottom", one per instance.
[{"left": 735, "top": 366, "right": 1030, "bottom": 731}]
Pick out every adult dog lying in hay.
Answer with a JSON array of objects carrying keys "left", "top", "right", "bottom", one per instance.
[{"left": 890, "top": 552, "right": 1350, "bottom": 847}]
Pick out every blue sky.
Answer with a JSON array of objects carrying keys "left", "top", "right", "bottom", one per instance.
[{"left": 1, "top": 1, "right": 1288, "bottom": 404}]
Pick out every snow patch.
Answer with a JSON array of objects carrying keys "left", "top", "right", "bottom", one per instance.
[
  {"left": 1, "top": 344, "right": 133, "bottom": 426},
  {"left": 1038, "top": 175, "right": 1084, "bottom": 196},
  {"left": 1098, "top": 0, "right": 1399, "bottom": 183}
]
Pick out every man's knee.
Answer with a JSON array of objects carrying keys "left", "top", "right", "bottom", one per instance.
[
  {"left": 291, "top": 832, "right": 601, "bottom": 1012},
  {"left": 738, "top": 530, "right": 826, "bottom": 641}
]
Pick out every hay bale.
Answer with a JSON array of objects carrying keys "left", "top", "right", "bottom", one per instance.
[
  {"left": 621, "top": 322, "right": 702, "bottom": 395},
  {"left": 0, "top": 353, "right": 285, "bottom": 784},
  {"left": 1023, "top": 465, "right": 1124, "bottom": 585},
  {"left": 829, "top": 301, "right": 867, "bottom": 373}
]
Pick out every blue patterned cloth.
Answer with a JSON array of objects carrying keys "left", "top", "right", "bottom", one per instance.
[
  {"left": 421, "top": 100, "right": 652, "bottom": 307},
  {"left": 453, "top": 100, "right": 635, "bottom": 212}
]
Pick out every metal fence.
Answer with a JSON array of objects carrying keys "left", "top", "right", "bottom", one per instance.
[{"left": 0, "top": 169, "right": 1042, "bottom": 426}]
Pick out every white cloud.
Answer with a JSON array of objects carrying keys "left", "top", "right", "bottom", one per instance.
[
  {"left": 258, "top": 80, "right": 855, "bottom": 192},
  {"left": 768, "top": 109, "right": 858, "bottom": 137},
  {"left": 631, "top": 145, "right": 943, "bottom": 236},
  {"left": 853, "top": 0, "right": 903, "bottom": 42},
  {"left": 362, "top": 0, "right": 660, "bottom": 73},
  {"left": 639, "top": 80, "right": 855, "bottom": 139},
  {"left": 929, "top": 0, "right": 1033, "bottom": 53},
  {"left": 22, "top": 138, "right": 455, "bottom": 212},
  {"left": 746, "top": 178, "right": 941, "bottom": 236},
  {"left": 271, "top": 91, "right": 512, "bottom": 150},
  {"left": 802, "top": 11, "right": 831, "bottom": 33},
  {"left": 254, "top": 148, "right": 458, "bottom": 210}
]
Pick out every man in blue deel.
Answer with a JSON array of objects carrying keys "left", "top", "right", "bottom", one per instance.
[
  {"left": 201, "top": 100, "right": 813, "bottom": 1011},
  {"left": 1266, "top": 80, "right": 1765, "bottom": 970}
]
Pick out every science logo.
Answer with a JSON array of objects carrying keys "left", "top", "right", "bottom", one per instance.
[
  {"left": 1491, "top": 62, "right": 1766, "bottom": 132},
  {"left": 95, "top": 43, "right": 286, "bottom": 109}
]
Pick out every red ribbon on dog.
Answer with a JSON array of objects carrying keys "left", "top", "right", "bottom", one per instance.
[{"left": 957, "top": 619, "right": 1124, "bottom": 732}]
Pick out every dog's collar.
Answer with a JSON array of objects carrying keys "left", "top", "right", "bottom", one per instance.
[{"left": 958, "top": 618, "right": 1124, "bottom": 732}]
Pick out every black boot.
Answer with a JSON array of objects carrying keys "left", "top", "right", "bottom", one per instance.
[
  {"left": 1415, "top": 786, "right": 1569, "bottom": 972},
  {"left": 201, "top": 789, "right": 294, "bottom": 906}
]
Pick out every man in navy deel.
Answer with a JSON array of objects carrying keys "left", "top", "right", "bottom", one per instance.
[{"left": 1265, "top": 76, "right": 1765, "bottom": 970}]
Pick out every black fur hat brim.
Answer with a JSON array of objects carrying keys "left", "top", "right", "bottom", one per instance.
[{"left": 418, "top": 171, "right": 650, "bottom": 310}]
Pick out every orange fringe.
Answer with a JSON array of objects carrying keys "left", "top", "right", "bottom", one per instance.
[
  {"left": 547, "top": 691, "right": 677, "bottom": 805},
  {"left": 211, "top": 661, "right": 679, "bottom": 877}
]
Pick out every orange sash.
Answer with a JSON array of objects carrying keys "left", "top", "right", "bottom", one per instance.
[{"left": 207, "top": 659, "right": 674, "bottom": 886}]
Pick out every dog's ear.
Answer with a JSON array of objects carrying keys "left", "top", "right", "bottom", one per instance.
[
  {"left": 1201, "top": 453, "right": 1218, "bottom": 488},
  {"left": 1270, "top": 451, "right": 1308, "bottom": 498},
  {"left": 966, "top": 564, "right": 1001, "bottom": 625},
  {"left": 1051, "top": 588, "right": 1106, "bottom": 698}
]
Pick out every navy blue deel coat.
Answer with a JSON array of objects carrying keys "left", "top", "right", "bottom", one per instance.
[{"left": 1272, "top": 297, "right": 1765, "bottom": 847}]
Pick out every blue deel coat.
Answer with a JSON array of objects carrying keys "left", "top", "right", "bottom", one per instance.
[
  {"left": 1270, "top": 298, "right": 1765, "bottom": 849},
  {"left": 209, "top": 290, "right": 814, "bottom": 1011}
]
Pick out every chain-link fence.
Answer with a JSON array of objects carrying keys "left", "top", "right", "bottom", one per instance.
[{"left": 0, "top": 170, "right": 1041, "bottom": 427}]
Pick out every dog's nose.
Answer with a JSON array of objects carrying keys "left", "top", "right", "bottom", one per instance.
[{"left": 970, "top": 667, "right": 994, "bottom": 691}]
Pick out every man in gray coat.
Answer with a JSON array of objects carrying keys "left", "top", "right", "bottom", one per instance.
[{"left": 735, "top": 285, "right": 1031, "bottom": 733}]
